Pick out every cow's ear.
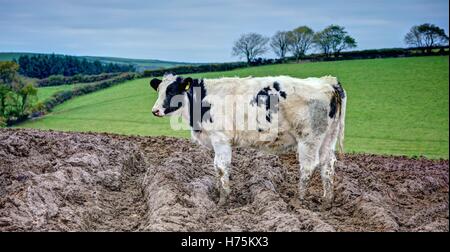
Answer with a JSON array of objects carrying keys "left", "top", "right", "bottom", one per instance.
[
  {"left": 150, "top": 78, "right": 162, "bottom": 90},
  {"left": 181, "top": 77, "right": 193, "bottom": 92}
]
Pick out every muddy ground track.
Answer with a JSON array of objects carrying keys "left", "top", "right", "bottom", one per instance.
[{"left": 0, "top": 129, "right": 448, "bottom": 231}]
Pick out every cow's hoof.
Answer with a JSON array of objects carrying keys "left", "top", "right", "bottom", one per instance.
[
  {"left": 218, "top": 196, "right": 227, "bottom": 207},
  {"left": 298, "top": 191, "right": 307, "bottom": 202},
  {"left": 321, "top": 199, "right": 333, "bottom": 211},
  {"left": 217, "top": 188, "right": 229, "bottom": 207}
]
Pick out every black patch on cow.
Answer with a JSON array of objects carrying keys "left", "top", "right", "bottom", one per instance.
[
  {"left": 273, "top": 81, "right": 281, "bottom": 91},
  {"left": 274, "top": 82, "right": 287, "bottom": 99},
  {"left": 150, "top": 78, "right": 162, "bottom": 90},
  {"left": 161, "top": 77, "right": 185, "bottom": 114},
  {"left": 334, "top": 81, "right": 346, "bottom": 99},
  {"left": 329, "top": 82, "right": 345, "bottom": 118},
  {"left": 250, "top": 86, "right": 276, "bottom": 122},
  {"left": 250, "top": 82, "right": 287, "bottom": 123},
  {"left": 185, "top": 79, "right": 212, "bottom": 131},
  {"left": 329, "top": 96, "right": 338, "bottom": 118}
]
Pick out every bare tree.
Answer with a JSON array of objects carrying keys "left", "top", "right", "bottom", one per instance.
[
  {"left": 232, "top": 33, "right": 269, "bottom": 63},
  {"left": 270, "top": 31, "right": 290, "bottom": 60},
  {"left": 405, "top": 26, "right": 424, "bottom": 47},
  {"left": 405, "top": 23, "right": 449, "bottom": 51},
  {"left": 314, "top": 25, "right": 357, "bottom": 58},
  {"left": 287, "top": 26, "right": 314, "bottom": 62}
]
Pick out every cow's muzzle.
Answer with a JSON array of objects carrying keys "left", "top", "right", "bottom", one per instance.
[{"left": 152, "top": 109, "right": 163, "bottom": 117}]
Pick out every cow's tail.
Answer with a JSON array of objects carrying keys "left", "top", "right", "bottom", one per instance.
[{"left": 337, "top": 87, "right": 347, "bottom": 160}]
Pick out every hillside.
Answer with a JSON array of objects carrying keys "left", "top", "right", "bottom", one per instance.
[
  {"left": 16, "top": 56, "right": 449, "bottom": 159},
  {"left": 81, "top": 56, "right": 201, "bottom": 72},
  {"left": 0, "top": 52, "right": 40, "bottom": 61},
  {"left": 0, "top": 52, "right": 199, "bottom": 71}
]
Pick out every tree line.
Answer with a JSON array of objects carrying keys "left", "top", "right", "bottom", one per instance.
[
  {"left": 17, "top": 54, "right": 135, "bottom": 79},
  {"left": 232, "top": 23, "right": 449, "bottom": 63}
]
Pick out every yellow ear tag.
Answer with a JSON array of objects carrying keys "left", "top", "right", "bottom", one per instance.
[{"left": 185, "top": 82, "right": 191, "bottom": 91}]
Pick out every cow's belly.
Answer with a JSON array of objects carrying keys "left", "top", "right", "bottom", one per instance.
[
  {"left": 191, "top": 129, "right": 298, "bottom": 153},
  {"left": 236, "top": 129, "right": 298, "bottom": 153}
]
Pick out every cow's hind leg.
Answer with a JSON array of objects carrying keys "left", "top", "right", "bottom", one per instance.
[
  {"left": 319, "top": 121, "right": 340, "bottom": 209},
  {"left": 297, "top": 139, "right": 321, "bottom": 200},
  {"left": 320, "top": 154, "right": 336, "bottom": 209},
  {"left": 212, "top": 140, "right": 232, "bottom": 206}
]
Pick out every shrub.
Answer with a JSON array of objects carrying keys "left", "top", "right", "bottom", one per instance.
[
  {"left": 286, "top": 46, "right": 449, "bottom": 62},
  {"left": 141, "top": 62, "right": 249, "bottom": 77},
  {"left": 141, "top": 46, "right": 448, "bottom": 78},
  {"left": 1, "top": 61, "right": 38, "bottom": 125},
  {"left": 37, "top": 72, "right": 121, "bottom": 87},
  {"left": 0, "top": 116, "right": 6, "bottom": 127}
]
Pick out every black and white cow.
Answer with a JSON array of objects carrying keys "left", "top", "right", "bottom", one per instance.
[{"left": 150, "top": 73, "right": 346, "bottom": 207}]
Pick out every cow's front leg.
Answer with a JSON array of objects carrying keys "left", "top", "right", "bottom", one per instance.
[{"left": 212, "top": 142, "right": 232, "bottom": 206}]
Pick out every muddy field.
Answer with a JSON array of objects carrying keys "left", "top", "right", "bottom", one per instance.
[{"left": 0, "top": 128, "right": 448, "bottom": 231}]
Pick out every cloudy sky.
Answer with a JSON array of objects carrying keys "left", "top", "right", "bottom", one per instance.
[{"left": 1, "top": 0, "right": 448, "bottom": 62}]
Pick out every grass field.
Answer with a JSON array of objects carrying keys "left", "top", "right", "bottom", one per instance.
[
  {"left": 36, "top": 83, "right": 88, "bottom": 102},
  {"left": 17, "top": 56, "right": 449, "bottom": 158}
]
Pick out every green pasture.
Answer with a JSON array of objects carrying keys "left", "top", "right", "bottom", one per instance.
[{"left": 17, "top": 56, "right": 449, "bottom": 158}]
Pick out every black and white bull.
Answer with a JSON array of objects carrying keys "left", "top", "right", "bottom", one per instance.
[{"left": 149, "top": 73, "right": 347, "bottom": 207}]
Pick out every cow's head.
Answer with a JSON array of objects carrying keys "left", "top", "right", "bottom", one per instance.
[{"left": 150, "top": 73, "right": 192, "bottom": 117}]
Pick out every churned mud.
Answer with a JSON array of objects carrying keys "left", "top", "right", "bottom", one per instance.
[{"left": 0, "top": 129, "right": 448, "bottom": 231}]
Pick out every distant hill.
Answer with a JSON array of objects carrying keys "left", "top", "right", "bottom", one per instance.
[
  {"left": 0, "top": 52, "right": 40, "bottom": 61},
  {"left": 81, "top": 56, "right": 202, "bottom": 72},
  {"left": 0, "top": 52, "right": 201, "bottom": 72}
]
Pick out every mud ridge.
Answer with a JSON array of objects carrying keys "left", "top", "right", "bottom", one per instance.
[{"left": 0, "top": 129, "right": 448, "bottom": 231}]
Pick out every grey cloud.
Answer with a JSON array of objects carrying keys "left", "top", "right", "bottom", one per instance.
[{"left": 0, "top": 0, "right": 448, "bottom": 62}]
